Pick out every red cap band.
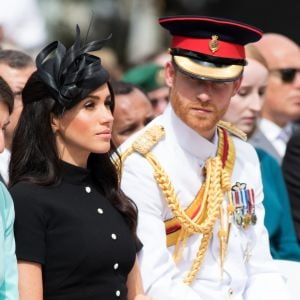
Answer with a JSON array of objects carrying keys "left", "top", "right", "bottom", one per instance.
[{"left": 171, "top": 35, "right": 245, "bottom": 60}]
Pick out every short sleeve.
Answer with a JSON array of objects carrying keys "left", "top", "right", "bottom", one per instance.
[
  {"left": 10, "top": 183, "right": 47, "bottom": 265},
  {"left": 0, "top": 182, "right": 19, "bottom": 300}
]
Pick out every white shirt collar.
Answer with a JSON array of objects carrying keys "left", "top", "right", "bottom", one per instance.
[
  {"left": 162, "top": 104, "right": 218, "bottom": 161},
  {"left": 259, "top": 118, "right": 293, "bottom": 142}
]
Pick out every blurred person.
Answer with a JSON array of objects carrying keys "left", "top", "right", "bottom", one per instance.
[
  {"left": 92, "top": 47, "right": 123, "bottom": 81},
  {"left": 282, "top": 129, "right": 300, "bottom": 242},
  {"left": 0, "top": 76, "right": 19, "bottom": 299},
  {"left": 0, "top": 49, "right": 35, "bottom": 184},
  {"left": 249, "top": 33, "right": 300, "bottom": 164},
  {"left": 151, "top": 50, "right": 171, "bottom": 67},
  {"left": 9, "top": 26, "right": 151, "bottom": 300},
  {"left": 118, "top": 15, "right": 291, "bottom": 299},
  {"left": 0, "top": 0, "right": 47, "bottom": 53},
  {"left": 223, "top": 44, "right": 300, "bottom": 261},
  {"left": 111, "top": 81, "right": 154, "bottom": 147},
  {"left": 122, "top": 63, "right": 169, "bottom": 116}
]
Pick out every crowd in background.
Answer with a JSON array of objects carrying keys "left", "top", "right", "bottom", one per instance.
[
  {"left": 1, "top": 1, "right": 300, "bottom": 299},
  {"left": 1, "top": 0, "right": 300, "bottom": 265}
]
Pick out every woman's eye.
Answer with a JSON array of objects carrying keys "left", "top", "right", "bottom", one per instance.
[
  {"left": 259, "top": 87, "right": 266, "bottom": 96},
  {"left": 84, "top": 101, "right": 95, "bottom": 109},
  {"left": 238, "top": 89, "right": 249, "bottom": 97}
]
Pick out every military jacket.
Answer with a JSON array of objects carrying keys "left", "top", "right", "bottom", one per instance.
[{"left": 120, "top": 105, "right": 291, "bottom": 300}]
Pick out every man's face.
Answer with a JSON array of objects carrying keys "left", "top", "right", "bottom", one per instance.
[
  {"left": 260, "top": 41, "right": 300, "bottom": 127},
  {"left": 0, "top": 63, "right": 35, "bottom": 149},
  {"left": 112, "top": 88, "right": 154, "bottom": 147},
  {"left": 147, "top": 86, "right": 169, "bottom": 116},
  {"left": 165, "top": 61, "right": 241, "bottom": 139}
]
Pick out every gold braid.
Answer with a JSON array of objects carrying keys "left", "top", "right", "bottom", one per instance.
[
  {"left": 146, "top": 153, "right": 225, "bottom": 284},
  {"left": 184, "top": 156, "right": 224, "bottom": 284},
  {"left": 119, "top": 124, "right": 236, "bottom": 285}
]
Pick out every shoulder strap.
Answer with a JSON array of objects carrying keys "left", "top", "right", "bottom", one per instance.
[
  {"left": 217, "top": 120, "right": 247, "bottom": 141},
  {"left": 120, "top": 125, "right": 165, "bottom": 162}
]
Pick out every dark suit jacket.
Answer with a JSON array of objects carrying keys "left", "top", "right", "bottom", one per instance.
[
  {"left": 282, "top": 129, "right": 300, "bottom": 242},
  {"left": 248, "top": 128, "right": 282, "bottom": 164}
]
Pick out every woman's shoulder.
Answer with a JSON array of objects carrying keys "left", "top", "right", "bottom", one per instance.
[
  {"left": 0, "top": 181, "right": 14, "bottom": 213},
  {"left": 255, "top": 147, "right": 280, "bottom": 168},
  {"left": 9, "top": 181, "right": 52, "bottom": 204},
  {"left": 10, "top": 181, "right": 38, "bottom": 194}
]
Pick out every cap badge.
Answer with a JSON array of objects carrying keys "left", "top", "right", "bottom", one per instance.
[{"left": 209, "top": 35, "right": 219, "bottom": 53}]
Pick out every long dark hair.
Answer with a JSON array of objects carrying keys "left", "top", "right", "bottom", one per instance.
[{"left": 9, "top": 72, "right": 138, "bottom": 237}]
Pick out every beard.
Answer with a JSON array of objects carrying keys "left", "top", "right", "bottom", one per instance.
[{"left": 171, "top": 89, "right": 228, "bottom": 137}]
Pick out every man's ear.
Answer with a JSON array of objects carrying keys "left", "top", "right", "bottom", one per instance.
[
  {"left": 164, "top": 61, "right": 176, "bottom": 88},
  {"left": 232, "top": 77, "right": 242, "bottom": 96},
  {"left": 50, "top": 113, "right": 60, "bottom": 134}
]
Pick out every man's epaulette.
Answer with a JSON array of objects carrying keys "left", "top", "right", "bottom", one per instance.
[
  {"left": 120, "top": 125, "right": 165, "bottom": 162},
  {"left": 132, "top": 125, "right": 165, "bottom": 155},
  {"left": 217, "top": 120, "right": 247, "bottom": 141}
]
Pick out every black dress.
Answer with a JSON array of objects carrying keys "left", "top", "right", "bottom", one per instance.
[{"left": 10, "top": 162, "right": 139, "bottom": 300}]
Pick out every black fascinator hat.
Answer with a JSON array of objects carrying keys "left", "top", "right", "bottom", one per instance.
[{"left": 31, "top": 25, "right": 111, "bottom": 109}]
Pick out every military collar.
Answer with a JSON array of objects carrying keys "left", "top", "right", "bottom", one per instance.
[{"left": 163, "top": 104, "right": 218, "bottom": 161}]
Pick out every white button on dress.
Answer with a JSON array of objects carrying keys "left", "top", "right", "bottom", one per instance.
[
  {"left": 97, "top": 208, "right": 103, "bottom": 214},
  {"left": 113, "top": 263, "right": 119, "bottom": 270},
  {"left": 115, "top": 290, "right": 121, "bottom": 297},
  {"left": 111, "top": 233, "right": 117, "bottom": 240},
  {"left": 85, "top": 186, "right": 91, "bottom": 193}
]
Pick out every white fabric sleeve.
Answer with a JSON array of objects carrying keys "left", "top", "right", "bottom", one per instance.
[{"left": 121, "top": 154, "right": 203, "bottom": 299}]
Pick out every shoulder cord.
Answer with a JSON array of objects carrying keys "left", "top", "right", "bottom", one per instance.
[{"left": 119, "top": 125, "right": 235, "bottom": 285}]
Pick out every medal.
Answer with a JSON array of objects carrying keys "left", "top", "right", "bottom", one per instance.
[
  {"left": 234, "top": 208, "right": 243, "bottom": 226},
  {"left": 242, "top": 213, "right": 251, "bottom": 228},
  {"left": 231, "top": 182, "right": 257, "bottom": 229},
  {"left": 251, "top": 213, "right": 257, "bottom": 225}
]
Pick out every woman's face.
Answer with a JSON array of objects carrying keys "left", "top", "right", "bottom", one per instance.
[
  {"left": 0, "top": 100, "right": 9, "bottom": 153},
  {"left": 52, "top": 84, "right": 114, "bottom": 167},
  {"left": 223, "top": 58, "right": 269, "bottom": 135}
]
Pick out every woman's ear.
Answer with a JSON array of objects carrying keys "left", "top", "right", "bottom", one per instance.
[{"left": 50, "top": 113, "right": 60, "bottom": 134}]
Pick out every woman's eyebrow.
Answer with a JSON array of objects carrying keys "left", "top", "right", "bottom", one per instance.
[{"left": 86, "top": 95, "right": 99, "bottom": 100}]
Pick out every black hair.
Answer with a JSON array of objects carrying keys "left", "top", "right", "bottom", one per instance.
[
  {"left": 0, "top": 76, "right": 14, "bottom": 114},
  {"left": 110, "top": 80, "right": 149, "bottom": 97},
  {"left": 0, "top": 49, "right": 34, "bottom": 69},
  {"left": 9, "top": 71, "right": 138, "bottom": 237}
]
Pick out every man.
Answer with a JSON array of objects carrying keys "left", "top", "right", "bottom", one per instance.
[
  {"left": 119, "top": 16, "right": 290, "bottom": 299},
  {"left": 111, "top": 81, "right": 154, "bottom": 147},
  {"left": 122, "top": 63, "right": 170, "bottom": 116},
  {"left": 249, "top": 33, "right": 300, "bottom": 164},
  {"left": 282, "top": 129, "right": 300, "bottom": 241},
  {"left": 0, "top": 49, "right": 35, "bottom": 183}
]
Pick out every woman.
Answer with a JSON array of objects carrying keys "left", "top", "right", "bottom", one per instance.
[
  {"left": 223, "top": 44, "right": 300, "bottom": 261},
  {"left": 0, "top": 76, "right": 18, "bottom": 299},
  {"left": 9, "top": 26, "right": 150, "bottom": 300}
]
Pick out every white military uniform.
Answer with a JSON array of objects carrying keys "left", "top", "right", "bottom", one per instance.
[{"left": 119, "top": 104, "right": 291, "bottom": 300}]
